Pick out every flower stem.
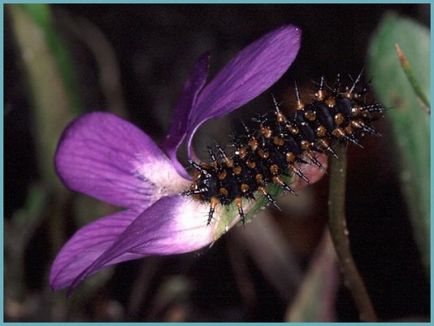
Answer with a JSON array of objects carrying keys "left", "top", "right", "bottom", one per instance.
[{"left": 328, "top": 143, "right": 378, "bottom": 322}]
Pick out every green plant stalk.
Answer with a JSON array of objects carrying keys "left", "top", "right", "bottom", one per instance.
[
  {"left": 367, "top": 14, "right": 430, "bottom": 271},
  {"left": 395, "top": 43, "right": 430, "bottom": 113},
  {"left": 328, "top": 144, "right": 378, "bottom": 322}
]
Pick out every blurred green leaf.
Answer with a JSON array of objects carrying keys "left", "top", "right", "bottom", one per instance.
[
  {"left": 367, "top": 13, "right": 430, "bottom": 269},
  {"left": 8, "top": 4, "right": 80, "bottom": 186},
  {"left": 286, "top": 231, "right": 338, "bottom": 322},
  {"left": 5, "top": 183, "right": 48, "bottom": 300},
  {"left": 395, "top": 43, "right": 430, "bottom": 111},
  {"left": 20, "top": 4, "right": 82, "bottom": 115}
]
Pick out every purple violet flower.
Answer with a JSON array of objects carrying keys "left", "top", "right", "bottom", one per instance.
[{"left": 50, "top": 25, "right": 324, "bottom": 292}]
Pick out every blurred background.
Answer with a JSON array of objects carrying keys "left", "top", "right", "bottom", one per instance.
[{"left": 4, "top": 4, "right": 430, "bottom": 322}]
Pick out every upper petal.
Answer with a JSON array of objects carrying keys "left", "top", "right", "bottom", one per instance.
[
  {"left": 186, "top": 25, "right": 302, "bottom": 155},
  {"left": 161, "top": 53, "right": 210, "bottom": 177},
  {"left": 49, "top": 209, "right": 141, "bottom": 291},
  {"left": 55, "top": 112, "right": 189, "bottom": 209},
  {"left": 68, "top": 195, "right": 214, "bottom": 291}
]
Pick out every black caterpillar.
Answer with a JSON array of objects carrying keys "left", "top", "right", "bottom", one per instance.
[{"left": 184, "top": 74, "right": 385, "bottom": 224}]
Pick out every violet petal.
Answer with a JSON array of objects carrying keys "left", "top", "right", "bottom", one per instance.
[
  {"left": 68, "top": 195, "right": 213, "bottom": 290},
  {"left": 186, "top": 25, "right": 301, "bottom": 155},
  {"left": 161, "top": 53, "right": 210, "bottom": 178},
  {"left": 49, "top": 209, "right": 141, "bottom": 290},
  {"left": 55, "top": 112, "right": 188, "bottom": 209}
]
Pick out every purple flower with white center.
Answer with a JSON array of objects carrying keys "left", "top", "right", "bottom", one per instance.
[{"left": 50, "top": 25, "right": 323, "bottom": 292}]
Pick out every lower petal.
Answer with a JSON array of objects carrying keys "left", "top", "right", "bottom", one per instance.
[
  {"left": 66, "top": 195, "right": 214, "bottom": 291},
  {"left": 49, "top": 209, "right": 140, "bottom": 290}
]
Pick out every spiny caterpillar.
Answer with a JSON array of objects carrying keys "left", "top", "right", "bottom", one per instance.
[{"left": 184, "top": 73, "right": 385, "bottom": 224}]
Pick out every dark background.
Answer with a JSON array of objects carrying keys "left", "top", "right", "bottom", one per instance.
[{"left": 5, "top": 4, "right": 430, "bottom": 322}]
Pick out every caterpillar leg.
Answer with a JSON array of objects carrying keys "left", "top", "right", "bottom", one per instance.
[
  {"left": 304, "top": 150, "right": 324, "bottom": 168},
  {"left": 188, "top": 160, "right": 211, "bottom": 177},
  {"left": 182, "top": 187, "right": 208, "bottom": 196},
  {"left": 258, "top": 186, "right": 281, "bottom": 211},
  {"left": 235, "top": 197, "right": 245, "bottom": 225},
  {"left": 272, "top": 176, "right": 296, "bottom": 195},
  {"left": 289, "top": 164, "right": 310, "bottom": 184},
  {"left": 207, "top": 197, "right": 220, "bottom": 225}
]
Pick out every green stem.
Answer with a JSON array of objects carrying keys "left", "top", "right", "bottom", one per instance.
[{"left": 328, "top": 144, "right": 378, "bottom": 322}]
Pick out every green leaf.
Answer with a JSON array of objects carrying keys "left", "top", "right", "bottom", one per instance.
[
  {"left": 367, "top": 13, "right": 430, "bottom": 269},
  {"left": 8, "top": 4, "right": 81, "bottom": 186},
  {"left": 20, "top": 4, "right": 82, "bottom": 115},
  {"left": 286, "top": 231, "right": 338, "bottom": 322}
]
